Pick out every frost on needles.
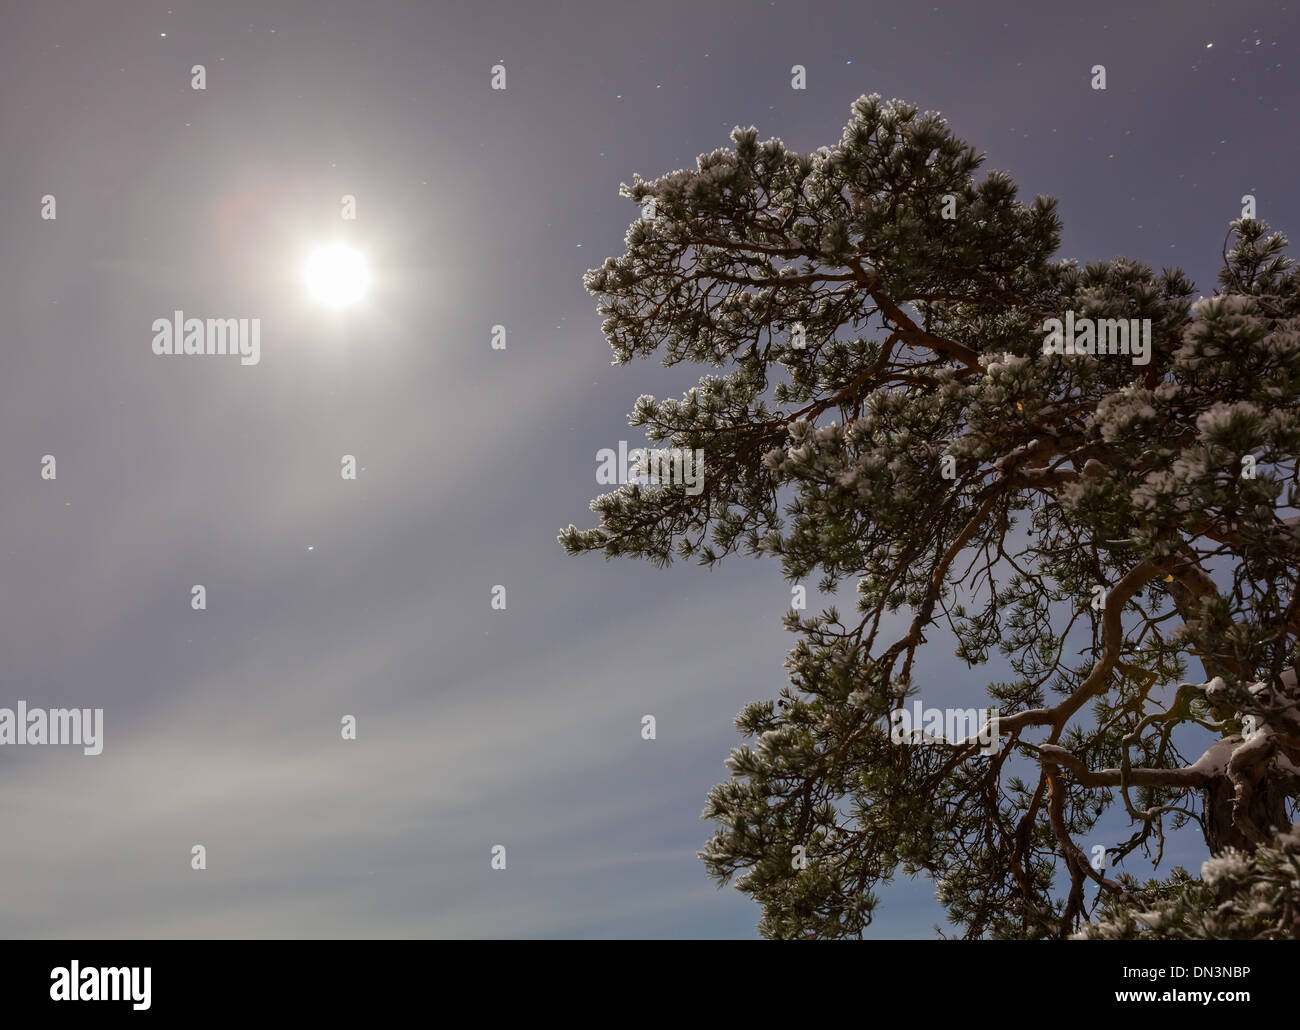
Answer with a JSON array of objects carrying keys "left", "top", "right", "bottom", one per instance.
[{"left": 560, "top": 94, "right": 1300, "bottom": 940}]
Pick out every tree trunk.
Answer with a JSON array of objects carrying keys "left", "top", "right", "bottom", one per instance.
[{"left": 1202, "top": 765, "right": 1293, "bottom": 854}]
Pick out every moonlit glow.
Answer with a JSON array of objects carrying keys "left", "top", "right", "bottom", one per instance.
[{"left": 303, "top": 243, "right": 371, "bottom": 308}]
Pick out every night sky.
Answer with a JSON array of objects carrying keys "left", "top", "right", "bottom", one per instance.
[{"left": 0, "top": 0, "right": 1296, "bottom": 938}]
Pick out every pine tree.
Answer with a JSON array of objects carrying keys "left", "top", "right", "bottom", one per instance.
[{"left": 560, "top": 95, "right": 1300, "bottom": 939}]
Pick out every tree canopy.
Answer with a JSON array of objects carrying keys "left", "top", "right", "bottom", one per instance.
[{"left": 560, "top": 95, "right": 1300, "bottom": 939}]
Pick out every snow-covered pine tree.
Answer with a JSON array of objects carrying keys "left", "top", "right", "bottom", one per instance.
[{"left": 560, "top": 95, "right": 1300, "bottom": 939}]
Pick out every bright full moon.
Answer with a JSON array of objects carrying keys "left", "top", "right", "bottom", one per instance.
[{"left": 302, "top": 243, "right": 371, "bottom": 308}]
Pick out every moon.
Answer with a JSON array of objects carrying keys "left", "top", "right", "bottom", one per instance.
[{"left": 302, "top": 243, "right": 371, "bottom": 308}]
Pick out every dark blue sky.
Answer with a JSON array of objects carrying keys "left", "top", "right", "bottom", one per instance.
[{"left": 0, "top": 0, "right": 1295, "bottom": 937}]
